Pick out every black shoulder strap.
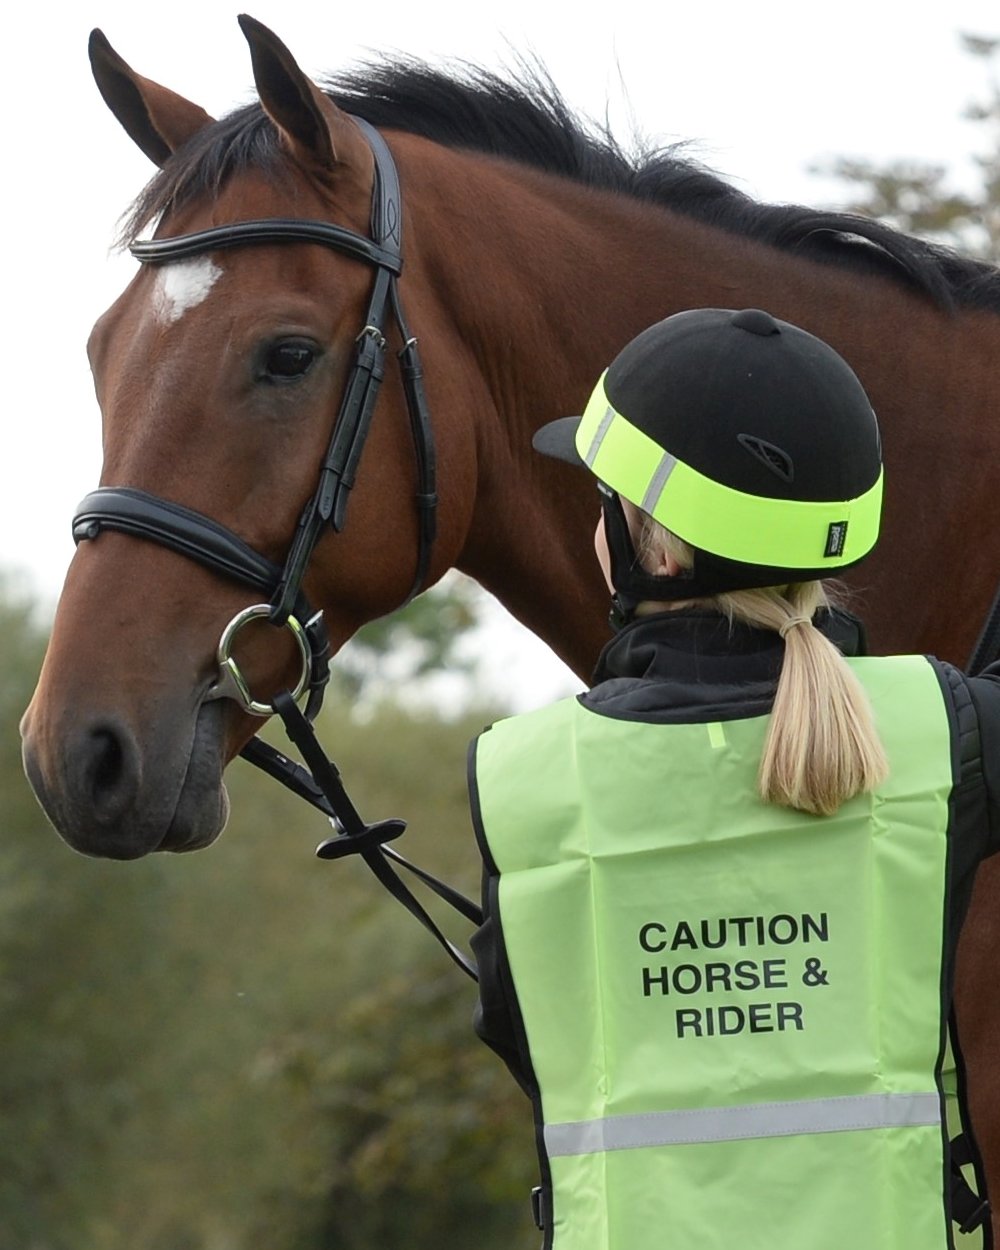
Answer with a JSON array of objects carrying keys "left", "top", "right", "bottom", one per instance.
[
  {"left": 932, "top": 661, "right": 993, "bottom": 1242},
  {"left": 968, "top": 577, "right": 1000, "bottom": 675},
  {"left": 948, "top": 1009, "right": 993, "bottom": 1240}
]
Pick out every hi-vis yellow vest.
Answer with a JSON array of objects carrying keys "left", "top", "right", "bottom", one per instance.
[{"left": 471, "top": 655, "right": 978, "bottom": 1250}]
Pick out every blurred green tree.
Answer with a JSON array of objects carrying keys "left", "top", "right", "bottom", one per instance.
[
  {"left": 337, "top": 572, "right": 483, "bottom": 701},
  {"left": 814, "top": 34, "right": 1000, "bottom": 261},
  {"left": 2, "top": 578, "right": 532, "bottom": 1249}
]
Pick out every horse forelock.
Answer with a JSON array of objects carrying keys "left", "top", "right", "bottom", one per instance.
[
  {"left": 120, "top": 57, "right": 1000, "bottom": 313},
  {"left": 120, "top": 105, "right": 291, "bottom": 244}
]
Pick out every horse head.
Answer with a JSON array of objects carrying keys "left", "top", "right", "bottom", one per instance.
[{"left": 21, "top": 17, "right": 484, "bottom": 859}]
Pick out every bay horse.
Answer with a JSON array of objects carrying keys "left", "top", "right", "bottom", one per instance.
[{"left": 20, "top": 16, "right": 1000, "bottom": 1233}]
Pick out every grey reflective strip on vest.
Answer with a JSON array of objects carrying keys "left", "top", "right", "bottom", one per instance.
[
  {"left": 583, "top": 406, "right": 616, "bottom": 467},
  {"left": 640, "top": 451, "right": 678, "bottom": 514},
  {"left": 544, "top": 1092, "right": 941, "bottom": 1157}
]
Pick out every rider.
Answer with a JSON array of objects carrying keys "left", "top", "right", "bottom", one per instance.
[{"left": 468, "top": 308, "right": 996, "bottom": 1249}]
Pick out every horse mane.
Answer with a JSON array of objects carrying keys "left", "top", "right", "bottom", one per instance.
[{"left": 123, "top": 58, "right": 1000, "bottom": 312}]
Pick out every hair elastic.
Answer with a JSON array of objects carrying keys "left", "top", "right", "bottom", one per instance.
[{"left": 778, "top": 615, "right": 812, "bottom": 639}]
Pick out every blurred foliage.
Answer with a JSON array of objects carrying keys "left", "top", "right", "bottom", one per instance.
[
  {"left": 336, "top": 573, "right": 483, "bottom": 702},
  {"left": 1, "top": 579, "right": 536, "bottom": 1249},
  {"left": 814, "top": 33, "right": 1000, "bottom": 261}
]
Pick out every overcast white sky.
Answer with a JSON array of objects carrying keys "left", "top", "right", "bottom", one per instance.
[{"left": 5, "top": 1, "right": 999, "bottom": 705}]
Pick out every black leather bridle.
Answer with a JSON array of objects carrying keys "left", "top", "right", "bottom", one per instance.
[
  {"left": 74, "top": 117, "right": 436, "bottom": 705},
  {"left": 71, "top": 117, "right": 479, "bottom": 978}
]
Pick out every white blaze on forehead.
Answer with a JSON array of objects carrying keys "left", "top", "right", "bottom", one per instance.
[{"left": 151, "top": 257, "right": 224, "bottom": 324}]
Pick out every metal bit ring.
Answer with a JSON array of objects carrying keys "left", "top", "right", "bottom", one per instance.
[{"left": 207, "top": 604, "right": 311, "bottom": 717}]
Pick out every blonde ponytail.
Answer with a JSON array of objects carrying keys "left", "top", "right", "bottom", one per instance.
[{"left": 637, "top": 517, "right": 889, "bottom": 816}]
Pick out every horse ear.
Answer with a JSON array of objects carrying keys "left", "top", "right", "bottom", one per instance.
[
  {"left": 89, "top": 29, "right": 215, "bottom": 167},
  {"left": 237, "top": 14, "right": 367, "bottom": 171}
]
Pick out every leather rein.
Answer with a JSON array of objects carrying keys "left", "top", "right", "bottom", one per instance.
[{"left": 71, "top": 117, "right": 479, "bottom": 978}]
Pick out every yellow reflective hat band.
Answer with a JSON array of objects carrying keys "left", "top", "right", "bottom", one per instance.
[{"left": 576, "top": 372, "right": 883, "bottom": 569}]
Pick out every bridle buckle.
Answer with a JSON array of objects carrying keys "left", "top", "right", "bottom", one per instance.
[{"left": 357, "top": 323, "right": 387, "bottom": 349}]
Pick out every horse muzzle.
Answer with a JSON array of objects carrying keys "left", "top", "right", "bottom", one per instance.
[{"left": 20, "top": 696, "right": 230, "bottom": 859}]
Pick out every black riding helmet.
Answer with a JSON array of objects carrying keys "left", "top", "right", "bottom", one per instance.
[{"left": 534, "top": 308, "right": 883, "bottom": 613}]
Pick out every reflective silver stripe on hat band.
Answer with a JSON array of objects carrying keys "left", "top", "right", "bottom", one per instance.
[
  {"left": 543, "top": 1092, "right": 941, "bottom": 1158},
  {"left": 640, "top": 451, "right": 678, "bottom": 514},
  {"left": 584, "top": 406, "right": 617, "bottom": 468}
]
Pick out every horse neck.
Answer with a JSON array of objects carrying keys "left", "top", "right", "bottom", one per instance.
[{"left": 400, "top": 144, "right": 778, "bottom": 676}]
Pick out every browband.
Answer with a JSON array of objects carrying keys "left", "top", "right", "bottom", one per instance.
[{"left": 130, "top": 218, "right": 403, "bottom": 274}]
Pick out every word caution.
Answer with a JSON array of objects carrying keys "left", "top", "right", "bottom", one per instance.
[{"left": 638, "top": 912, "right": 831, "bottom": 1040}]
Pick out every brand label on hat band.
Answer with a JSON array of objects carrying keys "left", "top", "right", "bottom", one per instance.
[{"left": 825, "top": 521, "right": 849, "bottom": 558}]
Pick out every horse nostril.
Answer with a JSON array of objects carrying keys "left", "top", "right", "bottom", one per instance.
[
  {"left": 81, "top": 722, "right": 141, "bottom": 820},
  {"left": 90, "top": 728, "right": 122, "bottom": 791}
]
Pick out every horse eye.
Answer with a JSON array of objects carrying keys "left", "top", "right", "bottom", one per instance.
[{"left": 262, "top": 339, "right": 317, "bottom": 380}]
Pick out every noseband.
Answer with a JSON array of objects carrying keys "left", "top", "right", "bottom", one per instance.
[{"left": 71, "top": 119, "right": 478, "bottom": 978}]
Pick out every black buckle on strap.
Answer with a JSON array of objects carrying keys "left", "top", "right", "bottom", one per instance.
[
  {"left": 951, "top": 1133, "right": 992, "bottom": 1234},
  {"left": 530, "top": 1185, "right": 549, "bottom": 1231},
  {"left": 954, "top": 1182, "right": 991, "bottom": 1236},
  {"left": 960, "top": 1198, "right": 992, "bottom": 1236}
]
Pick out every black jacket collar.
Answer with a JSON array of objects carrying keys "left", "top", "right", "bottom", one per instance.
[{"left": 584, "top": 606, "right": 867, "bottom": 724}]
